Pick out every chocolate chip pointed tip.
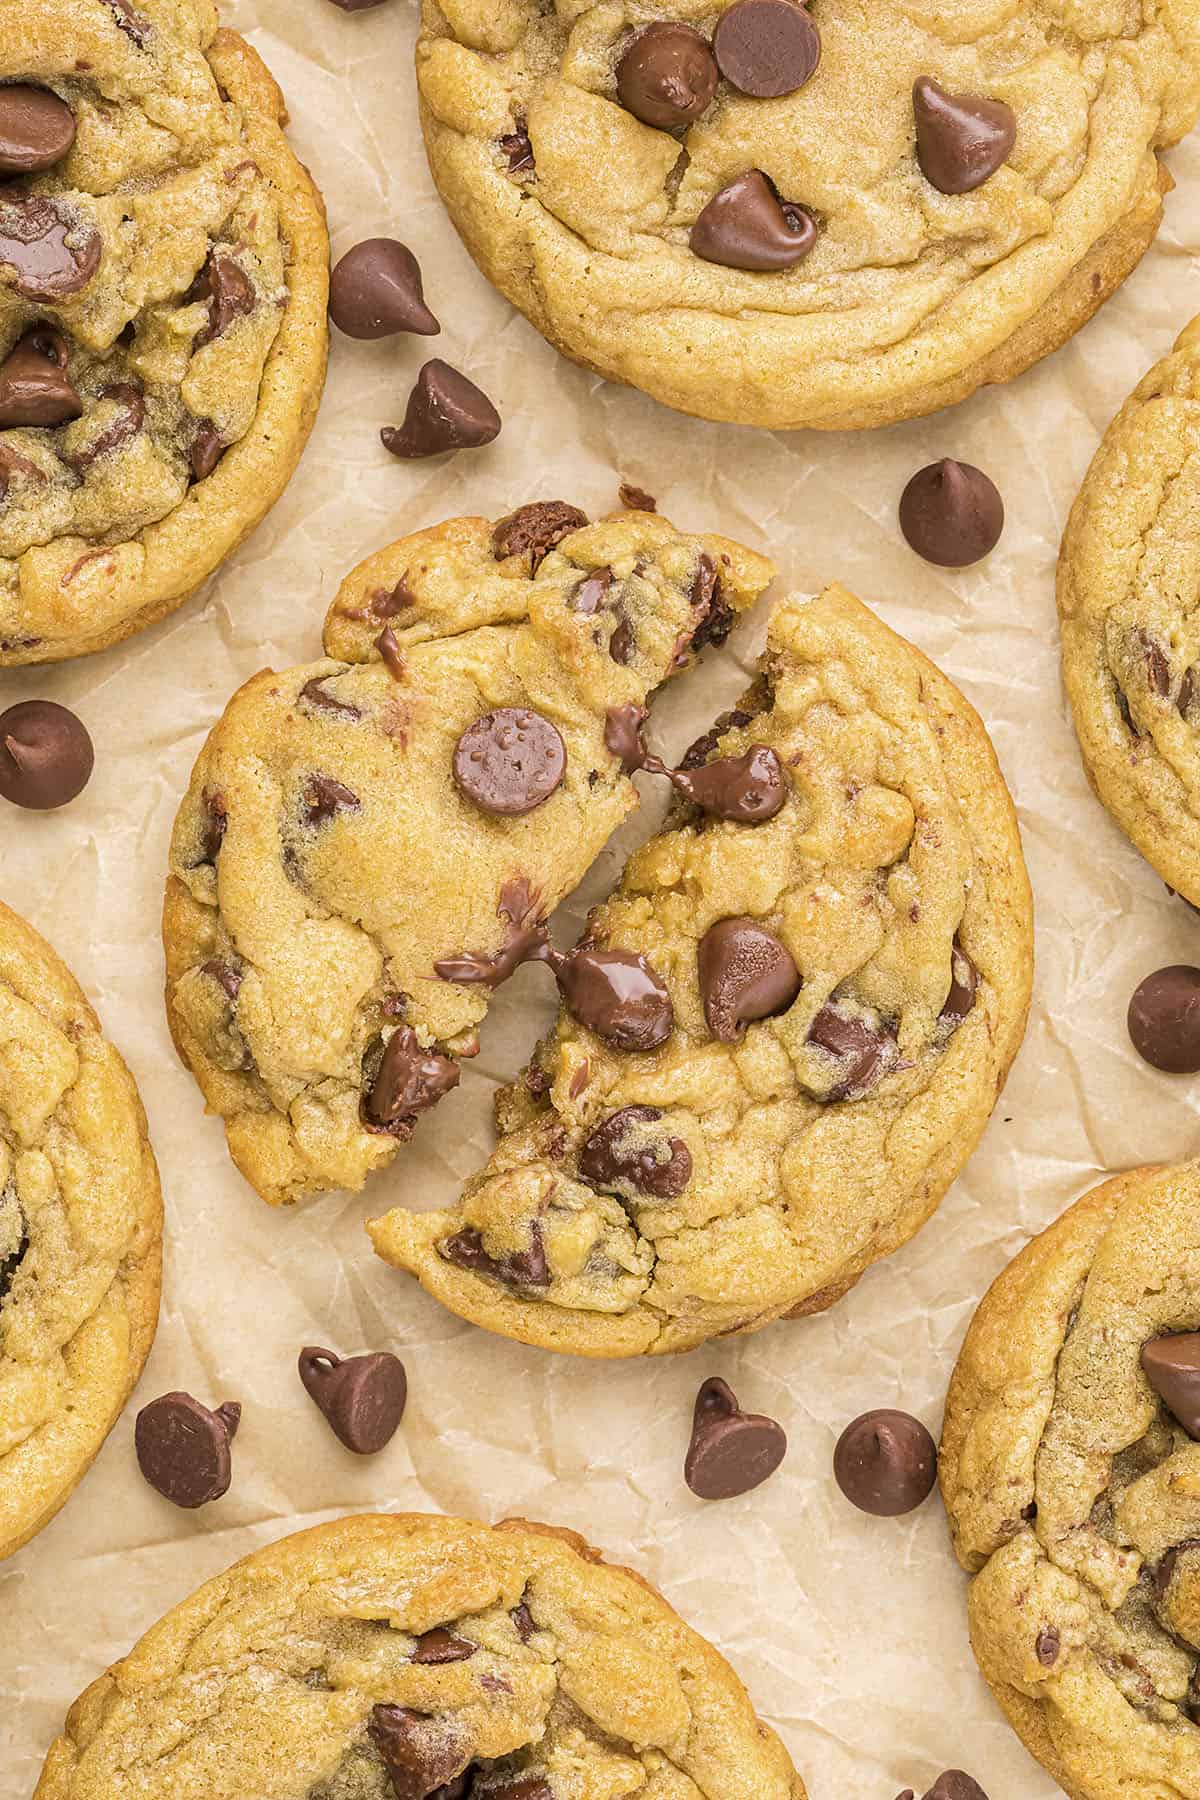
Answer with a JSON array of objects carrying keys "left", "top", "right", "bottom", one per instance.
[
  {"left": 0, "top": 701, "right": 94, "bottom": 810},
  {"left": 899, "top": 459, "right": 1003, "bottom": 567},
  {"left": 685, "top": 1376, "right": 787, "bottom": 1499},
  {"left": 833, "top": 1408, "right": 936, "bottom": 1516},
  {"left": 1128, "top": 965, "right": 1200, "bottom": 1073},
  {"left": 381, "top": 360, "right": 500, "bottom": 459},
  {"left": 134, "top": 1391, "right": 241, "bottom": 1508},
  {"left": 329, "top": 238, "right": 439, "bottom": 338},
  {"left": 913, "top": 76, "right": 1016, "bottom": 195},
  {"left": 298, "top": 1346, "right": 407, "bottom": 1453}
]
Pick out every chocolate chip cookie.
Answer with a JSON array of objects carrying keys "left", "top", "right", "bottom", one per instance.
[
  {"left": 34, "top": 1512, "right": 806, "bottom": 1799},
  {"left": 369, "top": 584, "right": 1033, "bottom": 1355},
  {"left": 940, "top": 1161, "right": 1200, "bottom": 1800},
  {"left": 1059, "top": 315, "right": 1200, "bottom": 908},
  {"left": 415, "top": 0, "right": 1200, "bottom": 430},
  {"left": 163, "top": 503, "right": 773, "bottom": 1206},
  {"left": 0, "top": 0, "right": 329, "bottom": 664},
  {"left": 0, "top": 899, "right": 161, "bottom": 1562}
]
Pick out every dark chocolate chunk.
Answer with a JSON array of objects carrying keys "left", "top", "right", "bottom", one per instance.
[
  {"left": 808, "top": 1001, "right": 896, "bottom": 1099},
  {"left": 511, "top": 1600, "right": 536, "bottom": 1642},
  {"left": 500, "top": 120, "right": 534, "bottom": 173},
  {"left": 685, "top": 1375, "right": 787, "bottom": 1499},
  {"left": 690, "top": 170, "right": 816, "bottom": 270},
  {"left": 439, "top": 1220, "right": 550, "bottom": 1290},
  {"left": 939, "top": 941, "right": 978, "bottom": 1030},
  {"left": 0, "top": 325, "right": 82, "bottom": 426},
  {"left": 299, "top": 675, "right": 361, "bottom": 719},
  {"left": 1142, "top": 1333, "right": 1200, "bottom": 1438},
  {"left": 381, "top": 360, "right": 501, "bottom": 459},
  {"left": 697, "top": 917, "right": 800, "bottom": 1040},
  {"left": 833, "top": 1409, "right": 936, "bottom": 1516},
  {"left": 452, "top": 708, "right": 565, "bottom": 816},
  {"left": 189, "top": 418, "right": 224, "bottom": 481},
  {"left": 412, "top": 1627, "right": 477, "bottom": 1664},
  {"left": 913, "top": 76, "right": 1016, "bottom": 195},
  {"left": 0, "top": 700, "right": 94, "bottom": 810},
  {"left": 712, "top": 0, "right": 820, "bottom": 98},
  {"left": 365, "top": 1026, "right": 460, "bottom": 1129},
  {"left": 616, "top": 23, "right": 718, "bottom": 130},
  {"left": 298, "top": 1346, "right": 407, "bottom": 1454},
  {"left": 1035, "top": 1627, "right": 1060, "bottom": 1667},
  {"left": 899, "top": 459, "right": 1004, "bottom": 567},
  {"left": 491, "top": 501, "right": 587, "bottom": 571},
  {"left": 0, "top": 194, "right": 101, "bottom": 300},
  {"left": 578, "top": 1104, "right": 692, "bottom": 1198},
  {"left": 1128, "top": 965, "right": 1200, "bottom": 1074},
  {"left": 329, "top": 238, "right": 439, "bottom": 338},
  {"left": 0, "top": 85, "right": 77, "bottom": 174},
  {"left": 554, "top": 945, "right": 674, "bottom": 1052},
  {"left": 368, "top": 1706, "right": 468, "bottom": 1800},
  {"left": 134, "top": 1391, "right": 241, "bottom": 1509},
  {"left": 301, "top": 773, "right": 360, "bottom": 827}
]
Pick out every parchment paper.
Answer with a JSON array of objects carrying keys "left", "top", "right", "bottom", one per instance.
[{"left": 3, "top": 7, "right": 1200, "bottom": 1793}]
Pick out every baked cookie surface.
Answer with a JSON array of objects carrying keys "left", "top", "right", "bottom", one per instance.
[
  {"left": 370, "top": 585, "right": 1033, "bottom": 1356},
  {"left": 940, "top": 1162, "right": 1200, "bottom": 1800},
  {"left": 34, "top": 1510, "right": 806, "bottom": 1799},
  {"left": 0, "top": 0, "right": 329, "bottom": 664},
  {"left": 416, "top": 0, "right": 1200, "bottom": 431},
  {"left": 0, "top": 899, "right": 161, "bottom": 1563},
  {"left": 163, "top": 503, "right": 773, "bottom": 1207},
  {"left": 1059, "top": 316, "right": 1200, "bottom": 908}
]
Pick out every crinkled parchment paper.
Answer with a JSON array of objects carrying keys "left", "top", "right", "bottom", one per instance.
[{"left": 4, "top": 6, "right": 1200, "bottom": 1794}]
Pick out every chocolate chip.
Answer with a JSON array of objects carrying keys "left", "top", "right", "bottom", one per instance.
[
  {"left": 691, "top": 170, "right": 816, "bottom": 270},
  {"left": 299, "top": 675, "right": 361, "bottom": 719},
  {"left": 0, "top": 442, "right": 45, "bottom": 501},
  {"left": 377, "top": 625, "right": 405, "bottom": 679},
  {"left": 697, "top": 917, "right": 800, "bottom": 1040},
  {"left": 381, "top": 359, "right": 501, "bottom": 460},
  {"left": 63, "top": 380, "right": 145, "bottom": 475},
  {"left": 608, "top": 610, "right": 636, "bottom": 665},
  {"left": 301, "top": 773, "right": 360, "bottom": 827},
  {"left": 713, "top": 0, "right": 820, "bottom": 97},
  {"left": 0, "top": 194, "right": 101, "bottom": 300},
  {"left": 604, "top": 702, "right": 648, "bottom": 773},
  {"left": 1035, "top": 1627, "right": 1060, "bottom": 1666},
  {"left": 833, "top": 1409, "right": 936, "bottom": 1516},
  {"left": 492, "top": 501, "right": 588, "bottom": 571},
  {"left": 500, "top": 120, "right": 534, "bottom": 173},
  {"left": 453, "top": 708, "right": 566, "bottom": 816},
  {"left": 1127, "top": 965, "right": 1200, "bottom": 1073},
  {"left": 0, "top": 701, "right": 94, "bottom": 810},
  {"left": 190, "top": 249, "right": 255, "bottom": 348},
  {"left": 913, "top": 77, "right": 1016, "bottom": 195},
  {"left": 0, "top": 326, "right": 81, "bottom": 428},
  {"left": 1142, "top": 1333, "right": 1200, "bottom": 1437},
  {"left": 554, "top": 945, "right": 674, "bottom": 1051},
  {"left": 578, "top": 1105, "right": 692, "bottom": 1198},
  {"left": 618, "top": 482, "right": 656, "bottom": 511},
  {"left": 298, "top": 1346, "right": 407, "bottom": 1454},
  {"left": 365, "top": 1025, "right": 460, "bottom": 1130},
  {"left": 808, "top": 1001, "right": 896, "bottom": 1099},
  {"left": 570, "top": 566, "right": 615, "bottom": 615},
  {"left": 511, "top": 1601, "right": 536, "bottom": 1642},
  {"left": 922, "top": 1777, "right": 988, "bottom": 1800},
  {"left": 198, "top": 789, "right": 227, "bottom": 864},
  {"left": 940, "top": 941, "right": 978, "bottom": 1030},
  {"left": 1140, "top": 631, "right": 1171, "bottom": 698},
  {"left": 899, "top": 460, "right": 1004, "bottom": 567},
  {"left": 440, "top": 1221, "right": 550, "bottom": 1290},
  {"left": 673, "top": 746, "right": 786, "bottom": 822},
  {"left": 412, "top": 1627, "right": 476, "bottom": 1664},
  {"left": 684, "top": 1376, "right": 787, "bottom": 1500},
  {"left": 106, "top": 0, "right": 152, "bottom": 42},
  {"left": 329, "top": 238, "right": 439, "bottom": 338},
  {"left": 615, "top": 23, "right": 718, "bottom": 130},
  {"left": 0, "top": 85, "right": 77, "bottom": 174},
  {"left": 202, "top": 958, "right": 242, "bottom": 1001},
  {"left": 134, "top": 1392, "right": 241, "bottom": 1508},
  {"left": 189, "top": 418, "right": 224, "bottom": 481},
  {"left": 368, "top": 1706, "right": 468, "bottom": 1800}
]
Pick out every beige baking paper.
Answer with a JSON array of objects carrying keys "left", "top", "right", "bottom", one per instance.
[{"left": 3, "top": 5, "right": 1200, "bottom": 1794}]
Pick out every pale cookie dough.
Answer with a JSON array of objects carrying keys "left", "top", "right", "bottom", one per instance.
[
  {"left": 163, "top": 503, "right": 773, "bottom": 1207},
  {"left": 34, "top": 1512, "right": 806, "bottom": 1800},
  {"left": 415, "top": 0, "right": 1200, "bottom": 431},
  {"left": 940, "top": 1161, "right": 1200, "bottom": 1800},
  {"left": 370, "top": 584, "right": 1033, "bottom": 1357},
  {"left": 1059, "top": 315, "right": 1200, "bottom": 908},
  {"left": 0, "top": 0, "right": 329, "bottom": 664},
  {"left": 0, "top": 899, "right": 161, "bottom": 1563}
]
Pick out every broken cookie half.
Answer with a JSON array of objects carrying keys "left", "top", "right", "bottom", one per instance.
[
  {"left": 370, "top": 585, "right": 1033, "bottom": 1355},
  {"left": 163, "top": 502, "right": 773, "bottom": 1206}
]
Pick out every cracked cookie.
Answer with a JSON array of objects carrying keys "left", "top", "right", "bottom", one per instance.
[
  {"left": 1059, "top": 315, "right": 1200, "bottom": 909},
  {"left": 0, "top": 898, "right": 161, "bottom": 1562},
  {"left": 369, "top": 584, "right": 1033, "bottom": 1356},
  {"left": 0, "top": 0, "right": 328, "bottom": 664},
  {"left": 940, "top": 1161, "right": 1200, "bottom": 1800},
  {"left": 415, "top": 0, "right": 1200, "bottom": 431},
  {"left": 34, "top": 1511, "right": 806, "bottom": 1800},
  {"left": 162, "top": 502, "right": 773, "bottom": 1207}
]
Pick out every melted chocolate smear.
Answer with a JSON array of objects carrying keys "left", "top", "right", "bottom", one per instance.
[
  {"left": 439, "top": 1219, "right": 550, "bottom": 1290},
  {"left": 190, "top": 250, "right": 255, "bottom": 348},
  {"left": 364, "top": 1025, "right": 460, "bottom": 1130},
  {"left": 376, "top": 626, "right": 405, "bottom": 679},
  {"left": 604, "top": 703, "right": 649, "bottom": 774},
  {"left": 434, "top": 878, "right": 549, "bottom": 988},
  {"left": 672, "top": 746, "right": 785, "bottom": 822},
  {"left": 299, "top": 676, "right": 361, "bottom": 720},
  {"left": 0, "top": 443, "right": 46, "bottom": 502},
  {"left": 551, "top": 944, "right": 674, "bottom": 1052},
  {"left": 578, "top": 1104, "right": 692, "bottom": 1198},
  {"left": 808, "top": 1002, "right": 897, "bottom": 1100}
]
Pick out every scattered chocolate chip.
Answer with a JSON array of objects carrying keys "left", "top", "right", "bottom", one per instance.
[
  {"left": 713, "top": 0, "right": 820, "bottom": 97},
  {"left": 899, "top": 460, "right": 1004, "bottom": 567},
  {"left": 298, "top": 1346, "right": 407, "bottom": 1454},
  {"left": 440, "top": 1220, "right": 550, "bottom": 1289},
  {"left": 1140, "top": 632, "right": 1171, "bottom": 698},
  {"left": 0, "top": 194, "right": 101, "bottom": 300},
  {"left": 0, "top": 700, "right": 94, "bottom": 810},
  {"left": 578, "top": 1104, "right": 692, "bottom": 1198},
  {"left": 299, "top": 675, "right": 361, "bottom": 719},
  {"left": 554, "top": 945, "right": 674, "bottom": 1051},
  {"left": 616, "top": 23, "right": 718, "bottom": 130},
  {"left": 1127, "top": 965, "right": 1200, "bottom": 1073},
  {"left": 0, "top": 325, "right": 82, "bottom": 427},
  {"left": 697, "top": 917, "right": 800, "bottom": 1040},
  {"left": 190, "top": 249, "right": 255, "bottom": 348},
  {"left": 380, "top": 359, "right": 500, "bottom": 459},
  {"left": 604, "top": 701, "right": 649, "bottom": 773},
  {"left": 134, "top": 1392, "right": 241, "bottom": 1509},
  {"left": 570, "top": 566, "right": 615, "bottom": 615},
  {"left": 453, "top": 708, "right": 566, "bottom": 816},
  {"left": 1035, "top": 1627, "right": 1060, "bottom": 1667},
  {"left": 500, "top": 119, "right": 534, "bottom": 173},
  {"left": 685, "top": 1375, "right": 787, "bottom": 1499},
  {"left": 833, "top": 1409, "right": 936, "bottom": 1516},
  {"left": 1142, "top": 1333, "right": 1200, "bottom": 1437},
  {"left": 368, "top": 1706, "right": 468, "bottom": 1800},
  {"left": 0, "top": 85, "right": 77, "bottom": 174},
  {"left": 913, "top": 76, "right": 1016, "bottom": 195},
  {"left": 491, "top": 501, "right": 588, "bottom": 570},
  {"left": 329, "top": 238, "right": 439, "bottom": 338},
  {"left": 808, "top": 1001, "right": 896, "bottom": 1099},
  {"left": 940, "top": 941, "right": 978, "bottom": 1030},
  {"left": 189, "top": 418, "right": 224, "bottom": 481},
  {"left": 412, "top": 1627, "right": 476, "bottom": 1664},
  {"left": 691, "top": 169, "right": 816, "bottom": 271},
  {"left": 301, "top": 773, "right": 360, "bottom": 827},
  {"left": 511, "top": 1600, "right": 536, "bottom": 1641},
  {"left": 673, "top": 745, "right": 786, "bottom": 822},
  {"left": 365, "top": 1025, "right": 460, "bottom": 1130},
  {"left": 618, "top": 482, "right": 656, "bottom": 511}
]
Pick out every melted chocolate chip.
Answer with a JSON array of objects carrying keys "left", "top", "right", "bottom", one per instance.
[
  {"left": 381, "top": 360, "right": 501, "bottom": 459},
  {"left": 913, "top": 77, "right": 1016, "bottom": 195},
  {"left": 569, "top": 566, "right": 615, "bottom": 615},
  {"left": 511, "top": 1601, "right": 536, "bottom": 1642},
  {"left": 1035, "top": 1627, "right": 1060, "bottom": 1666},
  {"left": 491, "top": 501, "right": 587, "bottom": 571},
  {"left": 301, "top": 773, "right": 360, "bottom": 827},
  {"left": 412, "top": 1627, "right": 477, "bottom": 1664},
  {"left": 0, "top": 194, "right": 101, "bottom": 300},
  {"left": 807, "top": 1002, "right": 896, "bottom": 1099},
  {"left": 63, "top": 380, "right": 145, "bottom": 474},
  {"left": 578, "top": 1104, "right": 692, "bottom": 1198},
  {"left": 201, "top": 958, "right": 242, "bottom": 1001},
  {"left": 604, "top": 702, "right": 649, "bottom": 773},
  {"left": 899, "top": 460, "right": 1004, "bottom": 567},
  {"left": 435, "top": 878, "right": 548, "bottom": 988},
  {"left": 365, "top": 1026, "right": 460, "bottom": 1129},
  {"left": 691, "top": 170, "right": 816, "bottom": 271},
  {"left": 940, "top": 941, "right": 978, "bottom": 1030},
  {"left": 189, "top": 418, "right": 224, "bottom": 481},
  {"left": 0, "top": 700, "right": 94, "bottom": 810},
  {"left": 500, "top": 120, "right": 535, "bottom": 173},
  {"left": 0, "top": 325, "right": 81, "bottom": 427},
  {"left": 439, "top": 1220, "right": 550, "bottom": 1290},
  {"left": 608, "top": 609, "right": 636, "bottom": 665},
  {"left": 616, "top": 23, "right": 718, "bottom": 130},
  {"left": 134, "top": 1392, "right": 241, "bottom": 1508},
  {"left": 452, "top": 708, "right": 566, "bottom": 816},
  {"left": 833, "top": 1409, "right": 936, "bottom": 1516},
  {"left": 0, "top": 442, "right": 45, "bottom": 501},
  {"left": 368, "top": 1706, "right": 468, "bottom": 1800},
  {"left": 1127, "top": 965, "right": 1200, "bottom": 1073},
  {"left": 190, "top": 250, "right": 255, "bottom": 348},
  {"left": 554, "top": 945, "right": 674, "bottom": 1051},
  {"left": 107, "top": 0, "right": 152, "bottom": 43},
  {"left": 299, "top": 675, "right": 361, "bottom": 719},
  {"left": 713, "top": 0, "right": 820, "bottom": 98},
  {"left": 298, "top": 1347, "right": 407, "bottom": 1454},
  {"left": 0, "top": 86, "right": 77, "bottom": 174},
  {"left": 673, "top": 746, "right": 785, "bottom": 822},
  {"left": 329, "top": 238, "right": 439, "bottom": 338},
  {"left": 198, "top": 790, "right": 227, "bottom": 864},
  {"left": 1140, "top": 632, "right": 1171, "bottom": 698},
  {"left": 697, "top": 917, "right": 800, "bottom": 1040},
  {"left": 377, "top": 625, "right": 405, "bottom": 679},
  {"left": 1142, "top": 1333, "right": 1200, "bottom": 1438},
  {"left": 685, "top": 1376, "right": 787, "bottom": 1499}
]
